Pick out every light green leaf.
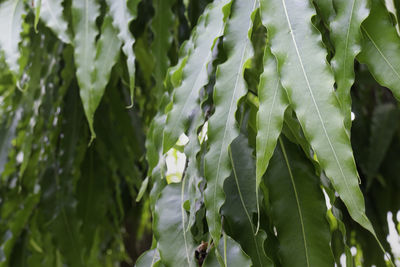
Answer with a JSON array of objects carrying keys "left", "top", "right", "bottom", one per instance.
[
  {"left": 91, "top": 16, "right": 121, "bottom": 109},
  {"left": 255, "top": 45, "right": 288, "bottom": 221},
  {"left": 264, "top": 137, "right": 334, "bottom": 266},
  {"left": 163, "top": 0, "right": 230, "bottom": 152},
  {"left": 71, "top": 0, "right": 100, "bottom": 138},
  {"left": 106, "top": 0, "right": 139, "bottom": 107},
  {"left": 154, "top": 183, "right": 196, "bottom": 267},
  {"left": 260, "top": 0, "right": 376, "bottom": 236},
  {"left": 40, "top": 0, "right": 71, "bottom": 43},
  {"left": 222, "top": 134, "right": 273, "bottom": 267},
  {"left": 34, "top": 0, "right": 41, "bottom": 32},
  {"left": 136, "top": 176, "right": 149, "bottom": 202},
  {"left": 72, "top": 1, "right": 121, "bottom": 140},
  {"left": 330, "top": 0, "right": 369, "bottom": 129},
  {"left": 0, "top": 0, "right": 25, "bottom": 74},
  {"left": 204, "top": 0, "right": 257, "bottom": 245},
  {"left": 358, "top": 0, "right": 400, "bottom": 101}
]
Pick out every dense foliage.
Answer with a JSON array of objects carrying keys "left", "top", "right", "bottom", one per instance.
[{"left": 1, "top": 0, "right": 400, "bottom": 266}]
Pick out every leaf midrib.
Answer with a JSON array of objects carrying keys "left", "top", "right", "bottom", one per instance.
[
  {"left": 361, "top": 25, "right": 400, "bottom": 81},
  {"left": 279, "top": 138, "right": 309, "bottom": 266},
  {"left": 212, "top": 0, "right": 257, "bottom": 233},
  {"left": 229, "top": 148, "right": 263, "bottom": 266},
  {"left": 257, "top": 80, "right": 280, "bottom": 174},
  {"left": 341, "top": 0, "right": 356, "bottom": 81}
]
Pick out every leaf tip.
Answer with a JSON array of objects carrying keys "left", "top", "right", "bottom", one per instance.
[{"left": 88, "top": 134, "right": 96, "bottom": 147}]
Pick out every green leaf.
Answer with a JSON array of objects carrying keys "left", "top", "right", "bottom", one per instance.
[
  {"left": 203, "top": 234, "right": 252, "bottom": 267},
  {"left": 0, "top": 0, "right": 25, "bottom": 74},
  {"left": 330, "top": 0, "right": 369, "bottom": 130},
  {"left": 151, "top": 0, "right": 176, "bottom": 100},
  {"left": 182, "top": 109, "right": 204, "bottom": 231},
  {"left": 72, "top": 2, "right": 121, "bottom": 140},
  {"left": 255, "top": 45, "right": 288, "bottom": 222},
  {"left": 313, "top": 0, "right": 335, "bottom": 24},
  {"left": 260, "top": 0, "right": 376, "bottom": 236},
  {"left": 106, "top": 0, "right": 139, "bottom": 107},
  {"left": 136, "top": 176, "right": 149, "bottom": 202},
  {"left": 264, "top": 137, "right": 334, "bottom": 266},
  {"left": 154, "top": 183, "right": 196, "bottom": 267},
  {"left": 40, "top": 0, "right": 71, "bottom": 43},
  {"left": 91, "top": 16, "right": 122, "bottom": 113},
  {"left": 222, "top": 134, "right": 273, "bottom": 267},
  {"left": 282, "top": 108, "right": 314, "bottom": 163},
  {"left": 357, "top": 0, "right": 400, "bottom": 101},
  {"left": 0, "top": 108, "right": 21, "bottom": 175},
  {"left": 34, "top": 0, "right": 41, "bottom": 33},
  {"left": 331, "top": 206, "right": 353, "bottom": 267},
  {"left": 163, "top": 0, "right": 230, "bottom": 152},
  {"left": 204, "top": 0, "right": 257, "bottom": 245},
  {"left": 71, "top": 0, "right": 100, "bottom": 139},
  {"left": 365, "top": 104, "right": 400, "bottom": 179},
  {"left": 0, "top": 193, "right": 40, "bottom": 267}
]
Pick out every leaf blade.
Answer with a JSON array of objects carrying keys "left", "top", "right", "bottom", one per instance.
[
  {"left": 255, "top": 45, "right": 288, "bottom": 223},
  {"left": 330, "top": 0, "right": 369, "bottom": 129},
  {"left": 264, "top": 137, "right": 334, "bottom": 266},
  {"left": 163, "top": 0, "right": 230, "bottom": 152},
  {"left": 154, "top": 183, "right": 196, "bottom": 267},
  {"left": 40, "top": 0, "right": 71, "bottom": 43},
  {"left": 106, "top": 0, "right": 139, "bottom": 107},
  {"left": 71, "top": 0, "right": 100, "bottom": 138},
  {"left": 222, "top": 134, "right": 273, "bottom": 267},
  {"left": 0, "top": 0, "right": 25, "bottom": 74},
  {"left": 357, "top": 0, "right": 400, "bottom": 100},
  {"left": 204, "top": 0, "right": 257, "bottom": 245},
  {"left": 260, "top": 0, "right": 376, "bottom": 236}
]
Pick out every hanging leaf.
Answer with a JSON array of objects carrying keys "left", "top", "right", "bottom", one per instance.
[
  {"left": 40, "top": 0, "right": 71, "bottom": 43},
  {"left": 71, "top": 0, "right": 100, "bottom": 138},
  {"left": 222, "top": 134, "right": 273, "bottom": 267},
  {"left": 163, "top": 0, "right": 230, "bottom": 152},
  {"left": 0, "top": 0, "right": 25, "bottom": 74},
  {"left": 365, "top": 104, "right": 400, "bottom": 179},
  {"left": 72, "top": 0, "right": 121, "bottom": 140},
  {"left": 154, "top": 183, "right": 197, "bottom": 267},
  {"left": 204, "top": 0, "right": 257, "bottom": 245},
  {"left": 0, "top": 193, "right": 40, "bottom": 267},
  {"left": 91, "top": 16, "right": 122, "bottom": 114},
  {"left": 136, "top": 249, "right": 164, "bottom": 267},
  {"left": 330, "top": 0, "right": 369, "bottom": 129},
  {"left": 264, "top": 137, "right": 334, "bottom": 266},
  {"left": 203, "top": 234, "right": 251, "bottom": 267},
  {"left": 260, "top": 0, "right": 377, "bottom": 237},
  {"left": 151, "top": 0, "right": 176, "bottom": 99},
  {"left": 106, "top": 0, "right": 139, "bottom": 107},
  {"left": 358, "top": 0, "right": 400, "bottom": 100},
  {"left": 255, "top": 45, "right": 288, "bottom": 220},
  {"left": 182, "top": 108, "right": 204, "bottom": 231}
]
